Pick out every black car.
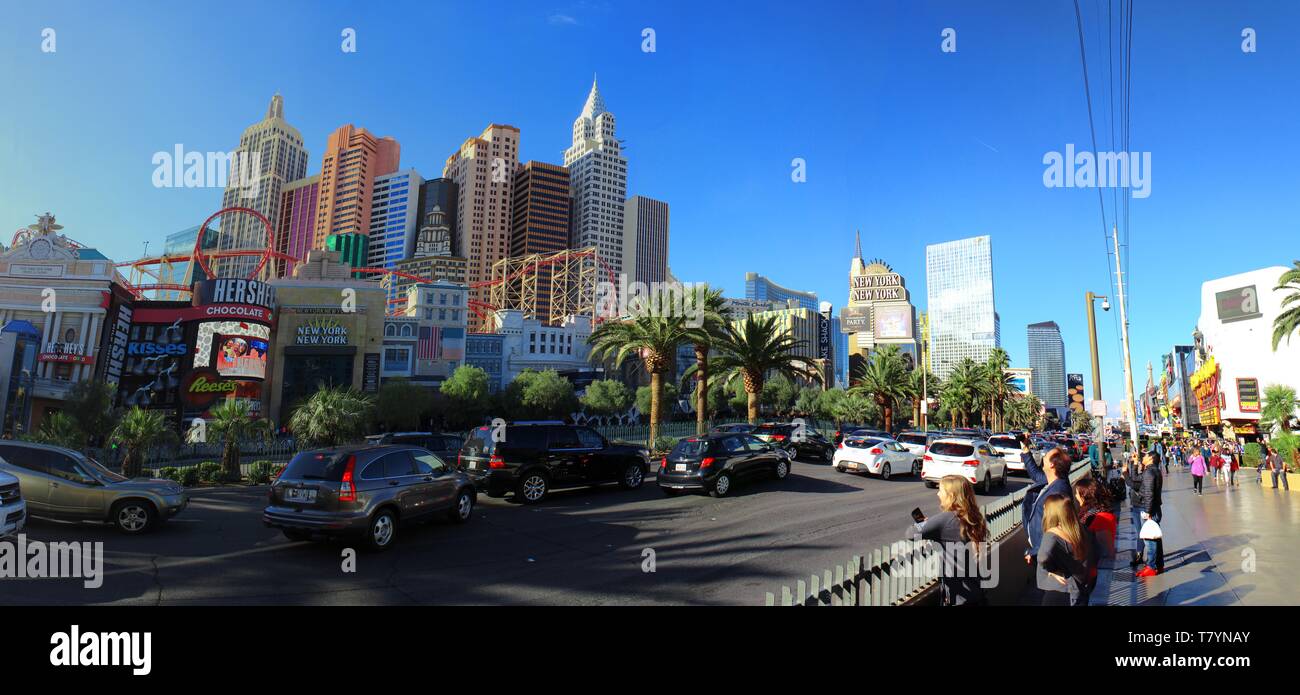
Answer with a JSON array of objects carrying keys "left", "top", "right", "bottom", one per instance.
[
  {"left": 657, "top": 433, "right": 791, "bottom": 497},
  {"left": 264, "top": 444, "right": 476, "bottom": 551},
  {"left": 366, "top": 432, "right": 463, "bottom": 462},
  {"left": 751, "top": 423, "right": 835, "bottom": 462},
  {"left": 710, "top": 423, "right": 757, "bottom": 435},
  {"left": 457, "top": 424, "right": 650, "bottom": 504}
]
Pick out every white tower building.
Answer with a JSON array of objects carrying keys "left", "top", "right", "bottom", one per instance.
[{"left": 563, "top": 76, "right": 629, "bottom": 278}]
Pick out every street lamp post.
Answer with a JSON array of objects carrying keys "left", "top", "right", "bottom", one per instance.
[{"left": 1086, "top": 291, "right": 1110, "bottom": 465}]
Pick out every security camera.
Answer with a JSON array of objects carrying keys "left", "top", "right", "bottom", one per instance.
[{"left": 1101, "top": 298, "right": 1111, "bottom": 312}]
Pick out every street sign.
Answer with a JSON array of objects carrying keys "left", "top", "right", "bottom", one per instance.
[{"left": 1091, "top": 400, "right": 1107, "bottom": 417}]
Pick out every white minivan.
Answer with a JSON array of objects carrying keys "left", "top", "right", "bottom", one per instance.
[
  {"left": 920, "top": 437, "right": 1008, "bottom": 494},
  {"left": 0, "top": 469, "right": 26, "bottom": 539}
]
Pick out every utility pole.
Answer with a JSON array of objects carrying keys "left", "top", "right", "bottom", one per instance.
[
  {"left": 1113, "top": 224, "right": 1140, "bottom": 456},
  {"left": 1086, "top": 290, "right": 1109, "bottom": 463}
]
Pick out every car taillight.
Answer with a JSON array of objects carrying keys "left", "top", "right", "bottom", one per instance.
[
  {"left": 771, "top": 434, "right": 787, "bottom": 442},
  {"left": 488, "top": 454, "right": 506, "bottom": 469},
  {"left": 963, "top": 459, "right": 980, "bottom": 467},
  {"left": 923, "top": 454, "right": 933, "bottom": 462},
  {"left": 838, "top": 441, "right": 845, "bottom": 449},
  {"left": 869, "top": 448, "right": 883, "bottom": 455},
  {"left": 339, "top": 455, "right": 358, "bottom": 502},
  {"left": 660, "top": 456, "right": 668, "bottom": 470},
  {"left": 457, "top": 452, "right": 463, "bottom": 468},
  {"left": 700, "top": 457, "right": 715, "bottom": 469}
]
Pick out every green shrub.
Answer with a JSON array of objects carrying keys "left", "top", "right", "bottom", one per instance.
[
  {"left": 247, "top": 460, "right": 281, "bottom": 485},
  {"left": 196, "top": 461, "right": 224, "bottom": 484},
  {"left": 178, "top": 467, "right": 201, "bottom": 487},
  {"left": 1244, "top": 442, "right": 1264, "bottom": 467},
  {"left": 157, "top": 467, "right": 181, "bottom": 483},
  {"left": 652, "top": 435, "right": 678, "bottom": 453}
]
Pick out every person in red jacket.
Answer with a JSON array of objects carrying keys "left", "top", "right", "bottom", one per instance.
[{"left": 1073, "top": 476, "right": 1116, "bottom": 596}]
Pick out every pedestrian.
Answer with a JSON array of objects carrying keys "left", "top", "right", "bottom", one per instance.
[
  {"left": 1023, "top": 447, "right": 1075, "bottom": 570},
  {"left": 1188, "top": 447, "right": 1206, "bottom": 495},
  {"left": 1228, "top": 446, "right": 1240, "bottom": 487},
  {"left": 913, "top": 475, "right": 990, "bottom": 605},
  {"left": 1131, "top": 452, "right": 1164, "bottom": 578},
  {"left": 1037, "top": 494, "right": 1097, "bottom": 606},
  {"left": 1208, "top": 446, "right": 1223, "bottom": 488},
  {"left": 1074, "top": 476, "right": 1117, "bottom": 597},
  {"left": 1266, "top": 444, "right": 1290, "bottom": 491}
]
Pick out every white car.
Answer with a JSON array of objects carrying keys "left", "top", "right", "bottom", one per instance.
[
  {"left": 986, "top": 434, "right": 1028, "bottom": 472},
  {"left": 0, "top": 469, "right": 26, "bottom": 539},
  {"left": 895, "top": 431, "right": 937, "bottom": 458},
  {"left": 920, "top": 437, "right": 1008, "bottom": 493},
  {"left": 833, "top": 437, "right": 918, "bottom": 479}
]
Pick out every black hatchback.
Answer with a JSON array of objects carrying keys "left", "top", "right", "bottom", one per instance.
[
  {"left": 457, "top": 424, "right": 650, "bottom": 504},
  {"left": 657, "top": 433, "right": 791, "bottom": 497},
  {"left": 752, "top": 423, "right": 835, "bottom": 462}
]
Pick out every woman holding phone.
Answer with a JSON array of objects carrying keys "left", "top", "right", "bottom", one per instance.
[
  {"left": 912, "top": 475, "right": 990, "bottom": 606},
  {"left": 1038, "top": 494, "right": 1098, "bottom": 606}
]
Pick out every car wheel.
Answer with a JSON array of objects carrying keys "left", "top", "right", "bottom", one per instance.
[
  {"left": 774, "top": 459, "right": 790, "bottom": 480},
  {"left": 710, "top": 472, "right": 733, "bottom": 498},
  {"left": 111, "top": 500, "right": 156, "bottom": 534},
  {"left": 880, "top": 463, "right": 892, "bottom": 480},
  {"left": 823, "top": 448, "right": 834, "bottom": 463},
  {"left": 516, "top": 471, "right": 549, "bottom": 505},
  {"left": 619, "top": 463, "right": 645, "bottom": 489},
  {"left": 363, "top": 509, "right": 397, "bottom": 552},
  {"left": 999, "top": 469, "right": 1009, "bottom": 488},
  {"left": 980, "top": 473, "right": 991, "bottom": 495},
  {"left": 925, "top": 481, "right": 938, "bottom": 489},
  {"left": 448, "top": 488, "right": 474, "bottom": 523},
  {"left": 835, "top": 465, "right": 846, "bottom": 473},
  {"left": 910, "top": 459, "right": 920, "bottom": 476},
  {"left": 282, "top": 529, "right": 311, "bottom": 542}
]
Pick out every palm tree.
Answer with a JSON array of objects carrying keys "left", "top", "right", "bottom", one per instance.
[
  {"left": 289, "top": 386, "right": 375, "bottom": 449},
  {"left": 683, "top": 286, "right": 729, "bottom": 436},
  {"left": 903, "top": 368, "right": 936, "bottom": 430},
  {"left": 1260, "top": 384, "right": 1300, "bottom": 434},
  {"left": 588, "top": 289, "right": 692, "bottom": 445},
  {"left": 1273, "top": 261, "right": 1300, "bottom": 350},
  {"left": 113, "top": 407, "right": 173, "bottom": 478},
  {"left": 983, "top": 349, "right": 1016, "bottom": 431},
  {"left": 208, "top": 400, "right": 274, "bottom": 481},
  {"left": 1002, "top": 395, "right": 1032, "bottom": 431},
  {"left": 711, "top": 314, "right": 821, "bottom": 424},
  {"left": 941, "top": 358, "right": 983, "bottom": 427},
  {"left": 831, "top": 390, "right": 874, "bottom": 426},
  {"left": 851, "top": 346, "right": 909, "bottom": 433},
  {"left": 30, "top": 412, "right": 84, "bottom": 450}
]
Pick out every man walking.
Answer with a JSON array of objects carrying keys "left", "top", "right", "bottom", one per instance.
[
  {"left": 1130, "top": 451, "right": 1164, "bottom": 577},
  {"left": 1266, "top": 444, "right": 1290, "bottom": 491}
]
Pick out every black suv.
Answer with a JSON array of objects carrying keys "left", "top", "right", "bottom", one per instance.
[
  {"left": 657, "top": 433, "right": 791, "bottom": 497},
  {"left": 457, "top": 424, "right": 650, "bottom": 504},
  {"left": 751, "top": 423, "right": 835, "bottom": 462}
]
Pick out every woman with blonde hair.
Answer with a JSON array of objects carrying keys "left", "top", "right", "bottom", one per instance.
[
  {"left": 912, "top": 475, "right": 990, "bottom": 605},
  {"left": 1037, "top": 493, "right": 1097, "bottom": 606}
]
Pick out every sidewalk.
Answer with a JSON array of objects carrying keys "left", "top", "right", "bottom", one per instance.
[{"left": 1093, "top": 466, "right": 1299, "bottom": 606}]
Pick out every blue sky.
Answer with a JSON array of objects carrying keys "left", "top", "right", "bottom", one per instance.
[{"left": 2, "top": 0, "right": 1297, "bottom": 412}]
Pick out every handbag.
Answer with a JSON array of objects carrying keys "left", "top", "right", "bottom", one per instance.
[{"left": 1139, "top": 518, "right": 1163, "bottom": 540}]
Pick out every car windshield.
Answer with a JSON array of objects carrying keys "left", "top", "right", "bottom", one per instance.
[
  {"left": 930, "top": 442, "right": 975, "bottom": 457},
  {"left": 79, "top": 454, "right": 127, "bottom": 483},
  {"left": 282, "top": 451, "right": 353, "bottom": 481},
  {"left": 988, "top": 437, "right": 1019, "bottom": 449},
  {"left": 844, "top": 437, "right": 884, "bottom": 449},
  {"left": 897, "top": 434, "right": 928, "bottom": 446},
  {"left": 669, "top": 439, "right": 711, "bottom": 458}
]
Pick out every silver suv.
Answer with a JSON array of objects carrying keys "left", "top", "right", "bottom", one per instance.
[
  {"left": 0, "top": 441, "right": 187, "bottom": 534},
  {"left": 0, "top": 469, "right": 25, "bottom": 539}
]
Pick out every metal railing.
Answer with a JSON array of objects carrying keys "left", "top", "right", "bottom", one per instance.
[{"left": 764, "top": 461, "right": 1093, "bottom": 606}]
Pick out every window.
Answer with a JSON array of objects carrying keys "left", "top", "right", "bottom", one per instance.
[
  {"left": 383, "top": 452, "right": 419, "bottom": 478},
  {"left": 743, "top": 436, "right": 771, "bottom": 452},
  {"left": 547, "top": 427, "right": 583, "bottom": 450},
  {"left": 722, "top": 437, "right": 746, "bottom": 454},
  {"left": 575, "top": 428, "right": 604, "bottom": 449},
  {"left": 413, "top": 452, "right": 447, "bottom": 474}
]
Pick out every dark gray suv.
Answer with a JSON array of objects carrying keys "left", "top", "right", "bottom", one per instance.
[{"left": 264, "top": 444, "right": 476, "bottom": 551}]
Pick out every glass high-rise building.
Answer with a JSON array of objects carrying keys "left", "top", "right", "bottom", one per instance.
[
  {"left": 623, "top": 196, "right": 669, "bottom": 286},
  {"left": 275, "top": 175, "right": 319, "bottom": 278},
  {"left": 366, "top": 169, "right": 423, "bottom": 273},
  {"left": 1027, "top": 321, "right": 1067, "bottom": 409},
  {"left": 745, "top": 272, "right": 818, "bottom": 311},
  {"left": 925, "top": 235, "right": 999, "bottom": 380}
]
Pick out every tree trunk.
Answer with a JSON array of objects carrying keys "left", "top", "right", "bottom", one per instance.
[
  {"left": 695, "top": 345, "right": 709, "bottom": 436},
  {"left": 649, "top": 371, "right": 662, "bottom": 448},
  {"left": 123, "top": 450, "right": 139, "bottom": 479},
  {"left": 742, "top": 369, "right": 763, "bottom": 425},
  {"left": 223, "top": 437, "right": 240, "bottom": 482},
  {"left": 747, "top": 390, "right": 760, "bottom": 425}
]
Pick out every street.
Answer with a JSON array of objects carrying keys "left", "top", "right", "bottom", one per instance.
[{"left": 4, "top": 457, "right": 1032, "bottom": 606}]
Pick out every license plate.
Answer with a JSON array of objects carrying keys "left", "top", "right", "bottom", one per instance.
[
  {"left": 285, "top": 488, "right": 316, "bottom": 503},
  {"left": 675, "top": 464, "right": 687, "bottom": 472},
  {"left": 467, "top": 461, "right": 477, "bottom": 469}
]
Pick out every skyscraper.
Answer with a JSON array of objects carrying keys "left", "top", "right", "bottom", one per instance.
[
  {"left": 623, "top": 196, "right": 669, "bottom": 286},
  {"left": 366, "top": 169, "right": 423, "bottom": 273},
  {"left": 313, "top": 124, "right": 400, "bottom": 251},
  {"left": 217, "top": 93, "right": 309, "bottom": 278},
  {"left": 925, "top": 235, "right": 998, "bottom": 379},
  {"left": 563, "top": 76, "right": 628, "bottom": 277},
  {"left": 1027, "top": 321, "right": 1067, "bottom": 410},
  {"left": 511, "top": 161, "right": 571, "bottom": 324},
  {"left": 274, "top": 175, "right": 319, "bottom": 278},
  {"left": 745, "top": 272, "right": 818, "bottom": 311},
  {"left": 444, "top": 123, "right": 520, "bottom": 331},
  {"left": 416, "top": 178, "right": 459, "bottom": 253}
]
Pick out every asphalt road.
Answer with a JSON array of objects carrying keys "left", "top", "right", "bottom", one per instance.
[{"left": 3, "top": 456, "right": 1036, "bottom": 606}]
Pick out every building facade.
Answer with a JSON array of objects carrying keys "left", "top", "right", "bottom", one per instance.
[
  {"left": 511, "top": 161, "right": 572, "bottom": 324},
  {"left": 563, "top": 78, "right": 628, "bottom": 277},
  {"left": 444, "top": 123, "right": 520, "bottom": 331},
  {"left": 745, "top": 272, "right": 818, "bottom": 312},
  {"left": 415, "top": 178, "right": 459, "bottom": 255},
  {"left": 1027, "top": 320, "right": 1067, "bottom": 410},
  {"left": 366, "top": 169, "right": 423, "bottom": 273},
  {"left": 314, "top": 124, "right": 400, "bottom": 250},
  {"left": 274, "top": 175, "right": 319, "bottom": 278},
  {"left": 623, "top": 195, "right": 669, "bottom": 287},
  {"left": 217, "top": 94, "right": 310, "bottom": 279},
  {"left": 925, "top": 235, "right": 999, "bottom": 379}
]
